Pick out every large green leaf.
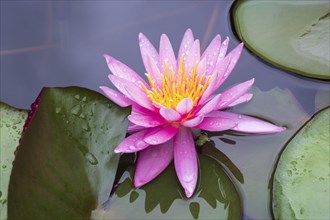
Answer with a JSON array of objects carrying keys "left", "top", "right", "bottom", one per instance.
[
  {"left": 7, "top": 87, "right": 130, "bottom": 219},
  {"left": 232, "top": 0, "right": 330, "bottom": 79},
  {"left": 0, "top": 102, "right": 27, "bottom": 219},
  {"left": 273, "top": 107, "right": 330, "bottom": 219},
  {"left": 207, "top": 87, "right": 310, "bottom": 219},
  {"left": 92, "top": 154, "right": 242, "bottom": 220}
]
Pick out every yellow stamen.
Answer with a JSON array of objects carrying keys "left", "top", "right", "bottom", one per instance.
[{"left": 140, "top": 55, "right": 210, "bottom": 109}]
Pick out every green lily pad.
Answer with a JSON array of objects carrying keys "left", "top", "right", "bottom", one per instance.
[
  {"left": 0, "top": 102, "right": 27, "bottom": 219},
  {"left": 232, "top": 0, "right": 330, "bottom": 79},
  {"left": 92, "top": 154, "right": 242, "bottom": 220},
  {"left": 273, "top": 107, "right": 330, "bottom": 219},
  {"left": 7, "top": 87, "right": 130, "bottom": 219}
]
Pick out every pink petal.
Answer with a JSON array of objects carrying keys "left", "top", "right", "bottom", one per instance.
[
  {"left": 99, "top": 86, "right": 132, "bottom": 107},
  {"left": 103, "top": 54, "right": 148, "bottom": 88},
  {"left": 196, "top": 117, "right": 236, "bottom": 132},
  {"left": 127, "top": 123, "right": 145, "bottom": 133},
  {"left": 124, "top": 85, "right": 156, "bottom": 111},
  {"left": 181, "top": 114, "right": 204, "bottom": 127},
  {"left": 217, "top": 36, "right": 229, "bottom": 62},
  {"left": 196, "top": 57, "right": 206, "bottom": 75},
  {"left": 139, "top": 32, "right": 160, "bottom": 73},
  {"left": 198, "top": 69, "right": 219, "bottom": 104},
  {"left": 176, "top": 98, "right": 194, "bottom": 115},
  {"left": 196, "top": 93, "right": 222, "bottom": 115},
  {"left": 178, "top": 29, "right": 194, "bottom": 64},
  {"left": 108, "top": 75, "right": 155, "bottom": 111},
  {"left": 159, "top": 34, "right": 177, "bottom": 74},
  {"left": 228, "top": 93, "right": 253, "bottom": 107},
  {"left": 144, "top": 125, "right": 178, "bottom": 145},
  {"left": 207, "top": 111, "right": 286, "bottom": 134},
  {"left": 160, "top": 107, "right": 182, "bottom": 122},
  {"left": 199, "top": 54, "right": 231, "bottom": 104},
  {"left": 134, "top": 140, "right": 174, "bottom": 188},
  {"left": 186, "top": 40, "right": 201, "bottom": 75},
  {"left": 146, "top": 54, "right": 162, "bottom": 88},
  {"left": 201, "top": 34, "right": 221, "bottom": 75},
  {"left": 128, "top": 112, "right": 165, "bottom": 128},
  {"left": 114, "top": 130, "right": 149, "bottom": 153},
  {"left": 174, "top": 127, "right": 198, "bottom": 198},
  {"left": 108, "top": 74, "right": 133, "bottom": 99},
  {"left": 217, "top": 78, "right": 255, "bottom": 110},
  {"left": 131, "top": 103, "right": 154, "bottom": 115},
  {"left": 217, "top": 43, "right": 244, "bottom": 87},
  {"left": 213, "top": 53, "right": 232, "bottom": 89}
]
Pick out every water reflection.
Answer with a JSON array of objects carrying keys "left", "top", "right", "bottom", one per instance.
[
  {"left": 101, "top": 154, "right": 241, "bottom": 220},
  {"left": 201, "top": 141, "right": 244, "bottom": 184}
]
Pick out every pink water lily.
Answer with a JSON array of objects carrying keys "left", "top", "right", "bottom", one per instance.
[{"left": 100, "top": 29, "right": 286, "bottom": 198}]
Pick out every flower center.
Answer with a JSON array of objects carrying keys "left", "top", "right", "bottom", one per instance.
[{"left": 140, "top": 55, "right": 210, "bottom": 109}]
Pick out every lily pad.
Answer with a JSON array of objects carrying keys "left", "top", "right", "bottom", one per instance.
[
  {"left": 92, "top": 154, "right": 242, "bottom": 220},
  {"left": 273, "top": 107, "right": 330, "bottom": 219},
  {"left": 232, "top": 0, "right": 330, "bottom": 79},
  {"left": 0, "top": 102, "right": 27, "bottom": 219},
  {"left": 7, "top": 87, "right": 130, "bottom": 219}
]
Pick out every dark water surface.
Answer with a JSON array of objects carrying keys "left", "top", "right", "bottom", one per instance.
[{"left": 1, "top": 1, "right": 329, "bottom": 219}]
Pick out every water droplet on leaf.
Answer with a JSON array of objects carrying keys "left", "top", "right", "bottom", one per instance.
[
  {"left": 85, "top": 152, "right": 98, "bottom": 165},
  {"left": 70, "top": 105, "right": 81, "bottom": 115}
]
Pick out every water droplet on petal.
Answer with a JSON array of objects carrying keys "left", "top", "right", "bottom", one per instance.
[{"left": 136, "top": 140, "right": 146, "bottom": 148}]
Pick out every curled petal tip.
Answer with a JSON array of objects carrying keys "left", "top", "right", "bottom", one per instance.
[
  {"left": 184, "top": 187, "right": 194, "bottom": 198},
  {"left": 114, "top": 148, "right": 121, "bottom": 153},
  {"left": 133, "top": 179, "right": 144, "bottom": 188},
  {"left": 138, "top": 32, "right": 146, "bottom": 40},
  {"left": 103, "top": 54, "right": 112, "bottom": 62},
  {"left": 248, "top": 78, "right": 255, "bottom": 85},
  {"left": 160, "top": 33, "right": 167, "bottom": 39}
]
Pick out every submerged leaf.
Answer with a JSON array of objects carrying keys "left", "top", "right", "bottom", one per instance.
[
  {"left": 0, "top": 102, "right": 27, "bottom": 219},
  {"left": 7, "top": 87, "right": 130, "bottom": 219},
  {"left": 273, "top": 107, "right": 330, "bottom": 219}
]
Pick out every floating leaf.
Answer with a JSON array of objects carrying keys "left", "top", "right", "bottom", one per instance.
[
  {"left": 273, "top": 107, "right": 330, "bottom": 219},
  {"left": 0, "top": 102, "right": 27, "bottom": 219},
  {"left": 92, "top": 155, "right": 241, "bottom": 220},
  {"left": 232, "top": 1, "right": 330, "bottom": 79},
  {"left": 7, "top": 87, "right": 130, "bottom": 219}
]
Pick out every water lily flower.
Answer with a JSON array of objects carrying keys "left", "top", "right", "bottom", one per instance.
[{"left": 100, "top": 29, "right": 286, "bottom": 198}]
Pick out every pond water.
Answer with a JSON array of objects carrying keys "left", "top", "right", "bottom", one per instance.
[{"left": 1, "top": 1, "right": 329, "bottom": 219}]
